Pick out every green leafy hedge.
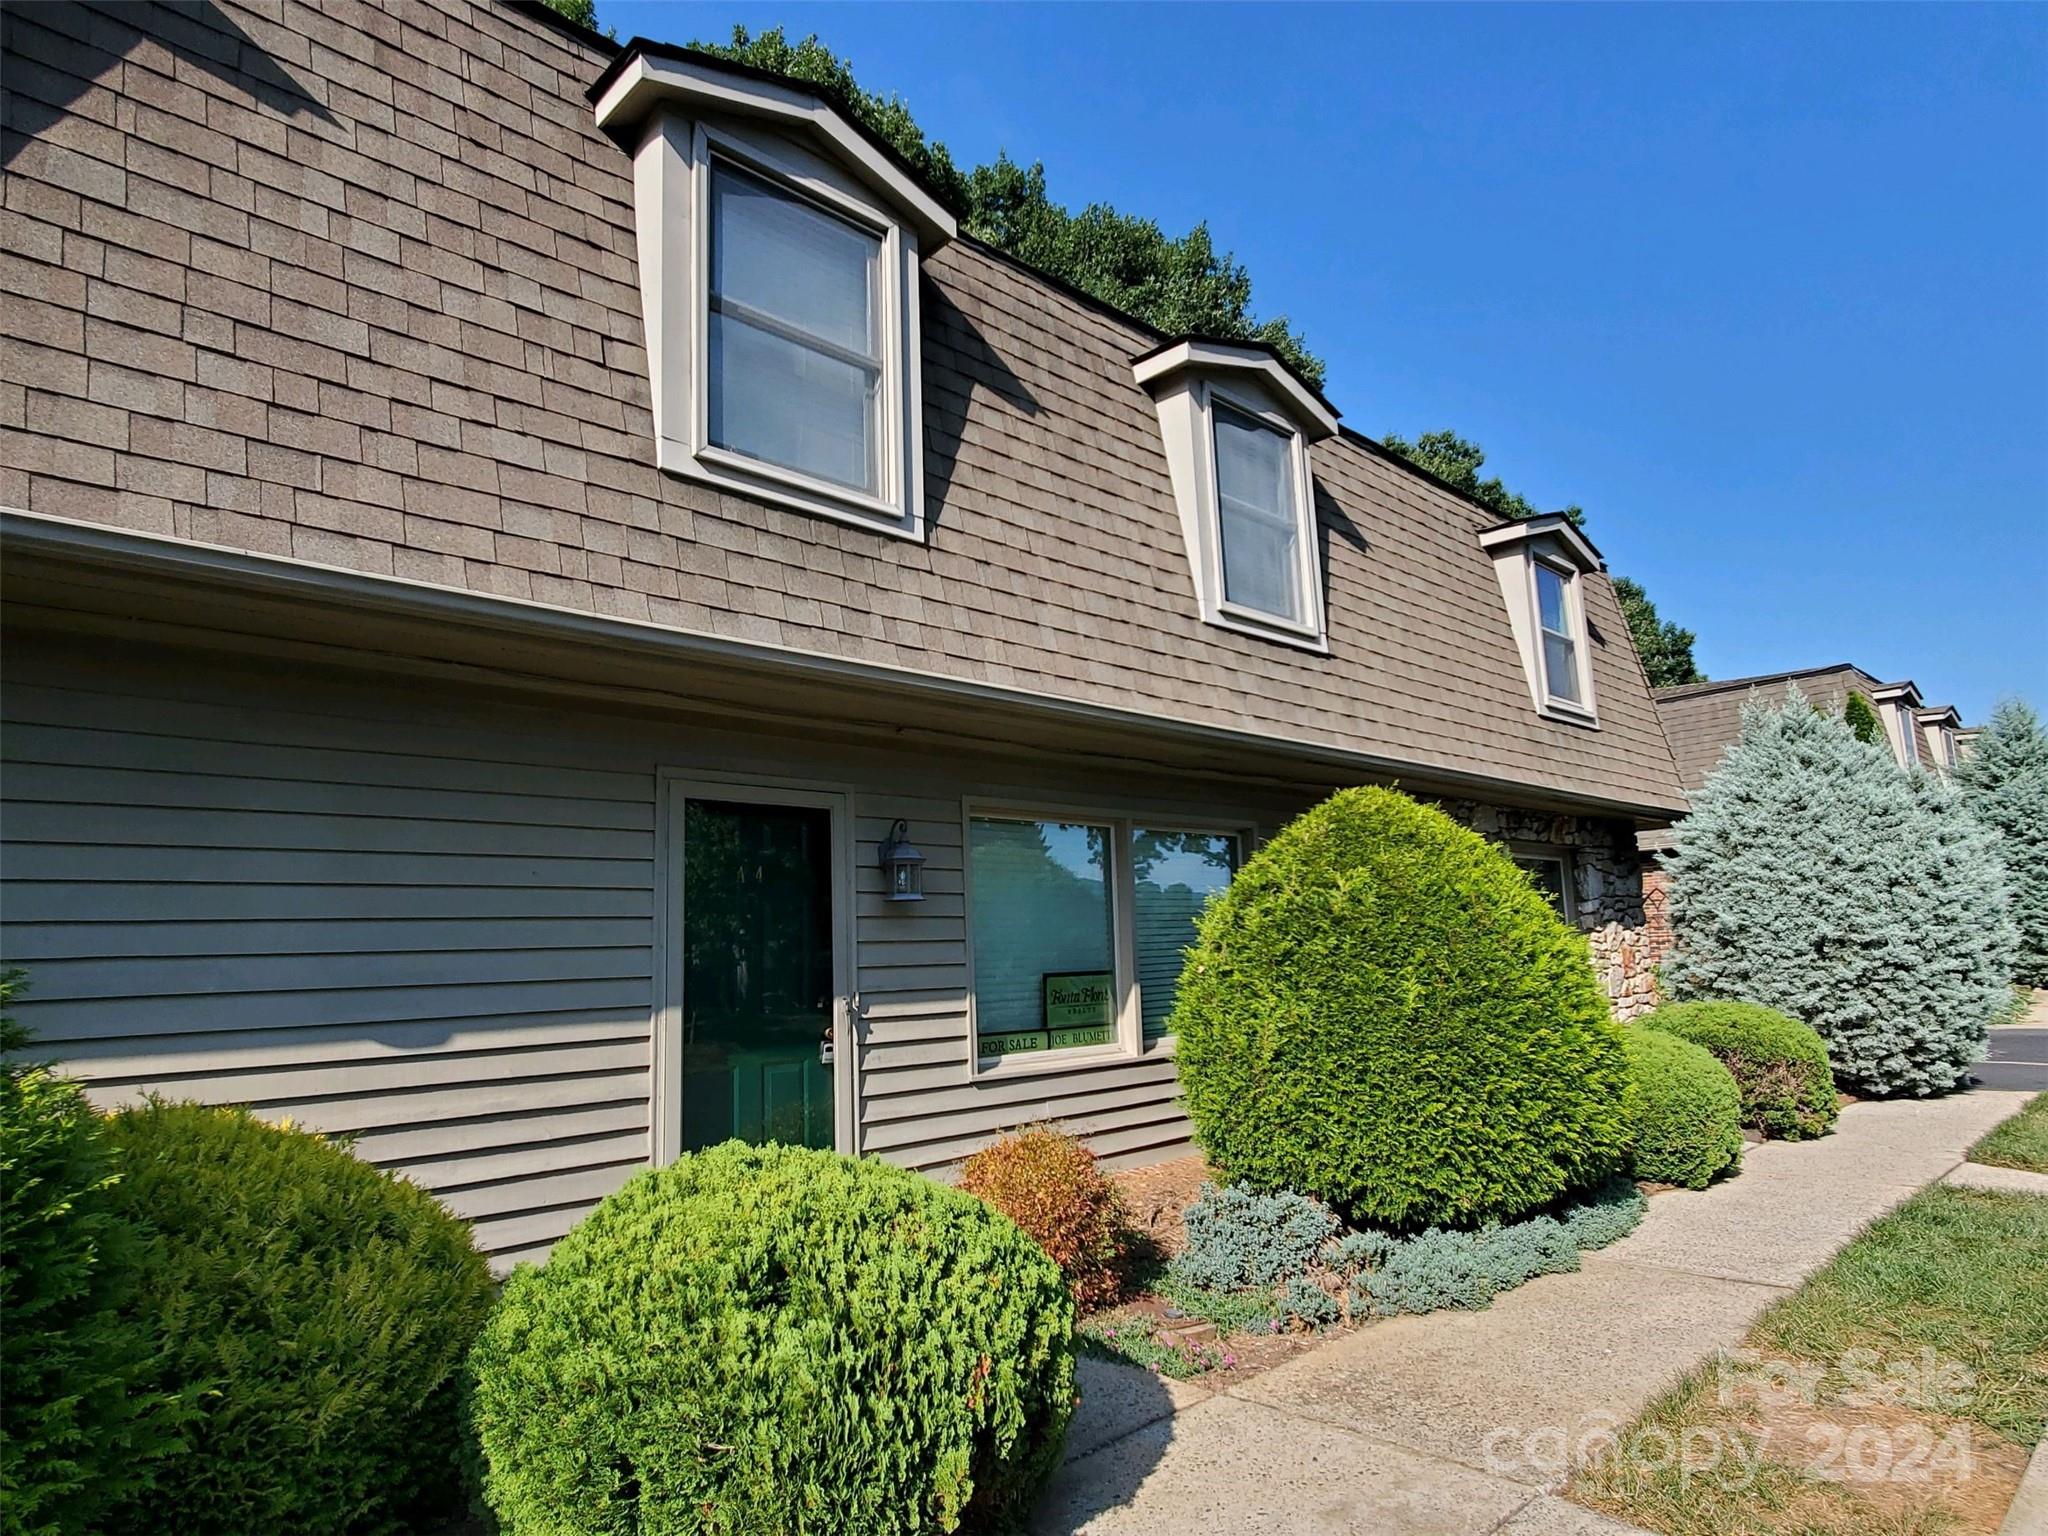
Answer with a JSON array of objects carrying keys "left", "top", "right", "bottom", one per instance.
[
  {"left": 1621, "top": 1028, "right": 1744, "bottom": 1189},
  {"left": 0, "top": 993, "right": 183, "bottom": 1536},
  {"left": 1170, "top": 787, "right": 1635, "bottom": 1228},
  {"left": 1644, "top": 1001, "right": 1837, "bottom": 1140},
  {"left": 102, "top": 1103, "right": 493, "bottom": 1536},
  {"left": 466, "top": 1141, "right": 1076, "bottom": 1535}
]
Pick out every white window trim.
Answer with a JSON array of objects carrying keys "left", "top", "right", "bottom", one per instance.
[
  {"left": 625, "top": 108, "right": 930, "bottom": 542},
  {"left": 1530, "top": 555, "right": 1595, "bottom": 722},
  {"left": 961, "top": 800, "right": 1254, "bottom": 1080}
]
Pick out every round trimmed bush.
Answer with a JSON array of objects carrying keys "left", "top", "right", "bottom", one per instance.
[
  {"left": 465, "top": 1141, "right": 1076, "bottom": 1536},
  {"left": 101, "top": 1102, "right": 494, "bottom": 1536},
  {"left": 1170, "top": 786, "right": 1636, "bottom": 1228},
  {"left": 1644, "top": 1000, "right": 1837, "bottom": 1141},
  {"left": 1620, "top": 1028, "right": 1744, "bottom": 1189},
  {"left": 1, "top": 998, "right": 182, "bottom": 1536},
  {"left": 960, "top": 1125, "right": 1130, "bottom": 1311}
]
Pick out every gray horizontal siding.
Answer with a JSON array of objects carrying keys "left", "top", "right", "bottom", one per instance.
[
  {"left": 1, "top": 663, "right": 660, "bottom": 1269},
  {"left": 2, "top": 634, "right": 1301, "bottom": 1263}
]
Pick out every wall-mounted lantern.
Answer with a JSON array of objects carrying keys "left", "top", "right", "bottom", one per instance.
[{"left": 878, "top": 819, "right": 926, "bottom": 902}]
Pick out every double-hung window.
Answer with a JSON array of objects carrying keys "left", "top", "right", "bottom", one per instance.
[
  {"left": 967, "top": 813, "right": 1243, "bottom": 1064},
  {"left": 707, "top": 162, "right": 884, "bottom": 497},
  {"left": 1213, "top": 402, "right": 1305, "bottom": 627},
  {"left": 1534, "top": 559, "right": 1584, "bottom": 709}
]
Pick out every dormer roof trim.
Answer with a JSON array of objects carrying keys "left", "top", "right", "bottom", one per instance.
[
  {"left": 1476, "top": 513, "right": 1605, "bottom": 574},
  {"left": 1131, "top": 337, "right": 1340, "bottom": 441},
  {"left": 1914, "top": 703, "right": 1961, "bottom": 728},
  {"left": 1869, "top": 680, "right": 1922, "bottom": 707},
  {"left": 591, "top": 43, "right": 958, "bottom": 247}
]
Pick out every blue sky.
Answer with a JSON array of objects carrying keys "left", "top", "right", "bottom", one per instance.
[{"left": 601, "top": 2, "right": 2047, "bottom": 721}]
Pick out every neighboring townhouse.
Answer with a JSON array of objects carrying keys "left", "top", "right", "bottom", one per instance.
[
  {"left": 1655, "top": 663, "right": 1973, "bottom": 793},
  {"left": 0, "top": 0, "right": 1688, "bottom": 1267}
]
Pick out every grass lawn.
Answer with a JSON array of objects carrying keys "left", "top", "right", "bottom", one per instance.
[
  {"left": 1571, "top": 1184, "right": 2048, "bottom": 1535},
  {"left": 1968, "top": 1093, "right": 2048, "bottom": 1175}
]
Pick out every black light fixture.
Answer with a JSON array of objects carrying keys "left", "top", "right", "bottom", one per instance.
[{"left": 877, "top": 818, "right": 926, "bottom": 902}]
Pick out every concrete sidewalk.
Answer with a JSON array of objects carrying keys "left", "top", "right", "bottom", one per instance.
[{"left": 1035, "top": 1086, "right": 2036, "bottom": 1536}]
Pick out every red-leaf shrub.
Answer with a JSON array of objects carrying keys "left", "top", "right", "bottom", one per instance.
[{"left": 960, "top": 1126, "right": 1130, "bottom": 1310}]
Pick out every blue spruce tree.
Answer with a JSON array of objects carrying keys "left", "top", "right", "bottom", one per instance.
[
  {"left": 1956, "top": 700, "right": 2048, "bottom": 989},
  {"left": 1662, "top": 687, "right": 2014, "bottom": 1095}
]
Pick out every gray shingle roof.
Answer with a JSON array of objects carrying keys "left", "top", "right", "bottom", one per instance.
[
  {"left": 1654, "top": 665, "right": 1883, "bottom": 788},
  {"left": 0, "top": 0, "right": 1688, "bottom": 818}
]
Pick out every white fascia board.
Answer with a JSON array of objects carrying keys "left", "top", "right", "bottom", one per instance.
[
  {"left": 1132, "top": 340, "right": 1339, "bottom": 441},
  {"left": 594, "top": 52, "right": 956, "bottom": 247},
  {"left": 1869, "top": 680, "right": 1922, "bottom": 706},
  {"left": 1476, "top": 513, "right": 1605, "bottom": 573}
]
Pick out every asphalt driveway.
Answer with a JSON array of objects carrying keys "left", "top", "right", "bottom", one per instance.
[{"left": 1976, "top": 1025, "right": 2048, "bottom": 1092}]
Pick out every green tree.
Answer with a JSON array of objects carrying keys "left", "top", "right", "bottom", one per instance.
[
  {"left": 539, "top": 0, "right": 600, "bottom": 31},
  {"left": 1379, "top": 430, "right": 1581, "bottom": 526},
  {"left": 1957, "top": 699, "right": 2048, "bottom": 987},
  {"left": 1380, "top": 431, "right": 1705, "bottom": 689},
  {"left": 1664, "top": 688, "right": 2014, "bottom": 1095},
  {"left": 1610, "top": 577, "right": 1704, "bottom": 689},
  {"left": 1842, "top": 690, "right": 1884, "bottom": 746},
  {"left": 690, "top": 27, "right": 1324, "bottom": 386}
]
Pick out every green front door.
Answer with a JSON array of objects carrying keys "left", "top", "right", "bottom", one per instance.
[{"left": 680, "top": 798, "right": 836, "bottom": 1151}]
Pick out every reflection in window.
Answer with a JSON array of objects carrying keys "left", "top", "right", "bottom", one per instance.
[
  {"left": 970, "top": 817, "right": 1116, "bottom": 1058},
  {"left": 1213, "top": 402, "right": 1303, "bottom": 623},
  {"left": 1535, "top": 561, "right": 1582, "bottom": 706},
  {"left": 1133, "top": 830, "right": 1239, "bottom": 1039},
  {"left": 1513, "top": 853, "right": 1572, "bottom": 918},
  {"left": 707, "top": 162, "right": 882, "bottom": 494}
]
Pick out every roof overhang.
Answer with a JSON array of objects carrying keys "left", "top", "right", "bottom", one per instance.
[
  {"left": 1869, "top": 680, "right": 1923, "bottom": 707},
  {"left": 591, "top": 43, "right": 957, "bottom": 248},
  {"left": 1131, "top": 338, "right": 1340, "bottom": 441},
  {"left": 1914, "top": 704, "right": 1961, "bottom": 728},
  {"left": 0, "top": 509, "right": 1692, "bottom": 824},
  {"left": 1477, "top": 513, "right": 1605, "bottom": 574}
]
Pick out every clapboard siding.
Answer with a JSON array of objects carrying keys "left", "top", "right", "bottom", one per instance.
[
  {"left": 1, "top": 633, "right": 1317, "bottom": 1261},
  {"left": 1, "top": 655, "right": 662, "bottom": 1269}
]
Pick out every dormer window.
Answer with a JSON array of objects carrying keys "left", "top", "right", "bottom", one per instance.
[
  {"left": 707, "top": 161, "right": 885, "bottom": 496},
  {"left": 1214, "top": 400, "right": 1308, "bottom": 626},
  {"left": 592, "top": 44, "right": 957, "bottom": 540},
  {"left": 1479, "top": 513, "right": 1603, "bottom": 727},
  {"left": 1132, "top": 338, "right": 1339, "bottom": 651},
  {"left": 1533, "top": 558, "right": 1584, "bottom": 707}
]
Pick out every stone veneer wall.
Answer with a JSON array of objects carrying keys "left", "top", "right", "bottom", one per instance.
[{"left": 1441, "top": 799, "right": 1666, "bottom": 1021}]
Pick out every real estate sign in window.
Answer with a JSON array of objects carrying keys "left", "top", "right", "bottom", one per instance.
[{"left": 969, "top": 817, "right": 1118, "bottom": 1057}]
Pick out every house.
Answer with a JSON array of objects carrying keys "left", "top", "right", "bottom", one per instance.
[
  {"left": 0, "top": 0, "right": 1688, "bottom": 1268},
  {"left": 1656, "top": 664, "right": 1973, "bottom": 794}
]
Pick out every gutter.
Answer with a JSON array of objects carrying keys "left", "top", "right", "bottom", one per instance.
[{"left": 0, "top": 510, "right": 1694, "bottom": 823}]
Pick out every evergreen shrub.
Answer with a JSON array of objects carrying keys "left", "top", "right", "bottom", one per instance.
[
  {"left": 1170, "top": 786, "right": 1634, "bottom": 1227},
  {"left": 102, "top": 1102, "right": 493, "bottom": 1536},
  {"left": 1958, "top": 700, "right": 2048, "bottom": 988},
  {"left": 1621, "top": 1028, "right": 1744, "bottom": 1189},
  {"left": 959, "top": 1125, "right": 1129, "bottom": 1310},
  {"left": 1557, "top": 1178, "right": 1649, "bottom": 1251},
  {"left": 1165, "top": 1175, "right": 1645, "bottom": 1324},
  {"left": 1665, "top": 689, "right": 2015, "bottom": 1095},
  {"left": 1644, "top": 1000, "right": 1836, "bottom": 1140},
  {"left": 1842, "top": 690, "right": 1884, "bottom": 746},
  {"left": 0, "top": 989, "right": 183, "bottom": 1536},
  {"left": 1168, "top": 1182, "right": 1339, "bottom": 1292},
  {"left": 465, "top": 1142, "right": 1075, "bottom": 1536}
]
